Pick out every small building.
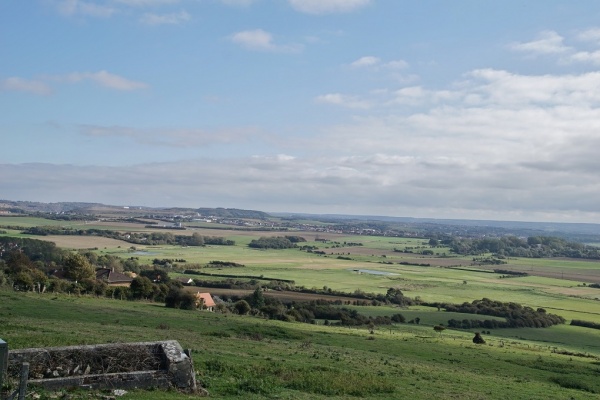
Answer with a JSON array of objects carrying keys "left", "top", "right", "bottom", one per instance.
[
  {"left": 176, "top": 277, "right": 194, "bottom": 286},
  {"left": 95, "top": 268, "right": 134, "bottom": 286},
  {"left": 195, "top": 292, "right": 216, "bottom": 311}
]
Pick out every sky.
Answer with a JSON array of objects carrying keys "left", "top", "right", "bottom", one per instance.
[{"left": 3, "top": 1, "right": 600, "bottom": 223}]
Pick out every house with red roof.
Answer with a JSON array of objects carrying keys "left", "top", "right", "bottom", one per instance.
[{"left": 195, "top": 292, "right": 216, "bottom": 311}]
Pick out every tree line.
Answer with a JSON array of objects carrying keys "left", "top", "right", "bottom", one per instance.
[
  {"left": 22, "top": 227, "right": 234, "bottom": 246},
  {"left": 439, "top": 298, "right": 565, "bottom": 329},
  {"left": 442, "top": 235, "right": 600, "bottom": 259}
]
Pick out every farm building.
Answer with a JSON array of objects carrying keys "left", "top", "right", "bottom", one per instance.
[
  {"left": 176, "top": 277, "right": 194, "bottom": 285},
  {"left": 95, "top": 268, "right": 134, "bottom": 286},
  {"left": 195, "top": 292, "right": 216, "bottom": 311}
]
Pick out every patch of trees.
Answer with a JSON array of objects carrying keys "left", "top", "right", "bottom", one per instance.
[
  {"left": 446, "top": 236, "right": 600, "bottom": 259},
  {"left": 284, "top": 235, "right": 306, "bottom": 243},
  {"left": 248, "top": 236, "right": 296, "bottom": 249},
  {"left": 570, "top": 320, "right": 600, "bottom": 330},
  {"left": 202, "top": 236, "right": 235, "bottom": 246},
  {"left": 206, "top": 260, "right": 246, "bottom": 268},
  {"left": 184, "top": 269, "right": 296, "bottom": 284},
  {"left": 0, "top": 225, "right": 27, "bottom": 230},
  {"left": 144, "top": 225, "right": 185, "bottom": 230},
  {"left": 493, "top": 269, "right": 528, "bottom": 277},
  {"left": 164, "top": 287, "right": 197, "bottom": 310},
  {"left": 22, "top": 227, "right": 234, "bottom": 247},
  {"left": 398, "top": 261, "right": 431, "bottom": 267},
  {"left": 472, "top": 257, "right": 507, "bottom": 265},
  {"left": 219, "top": 289, "right": 407, "bottom": 327},
  {"left": 442, "top": 298, "right": 565, "bottom": 329},
  {"left": 0, "top": 236, "right": 64, "bottom": 263},
  {"left": 588, "top": 283, "right": 600, "bottom": 289},
  {"left": 152, "top": 258, "right": 186, "bottom": 268}
]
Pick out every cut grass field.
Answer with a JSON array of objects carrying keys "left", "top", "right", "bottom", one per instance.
[{"left": 2, "top": 289, "right": 600, "bottom": 399}]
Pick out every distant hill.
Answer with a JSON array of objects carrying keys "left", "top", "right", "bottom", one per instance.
[
  {"left": 195, "top": 208, "right": 269, "bottom": 219},
  {"left": 0, "top": 200, "right": 269, "bottom": 220},
  {"left": 272, "top": 212, "right": 600, "bottom": 240},
  {"left": 0, "top": 200, "right": 105, "bottom": 214}
]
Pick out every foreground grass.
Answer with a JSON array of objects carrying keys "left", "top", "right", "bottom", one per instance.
[{"left": 2, "top": 289, "right": 600, "bottom": 399}]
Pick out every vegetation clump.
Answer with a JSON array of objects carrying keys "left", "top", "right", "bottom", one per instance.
[
  {"left": 570, "top": 320, "right": 600, "bottom": 330},
  {"left": 248, "top": 237, "right": 297, "bottom": 249},
  {"left": 444, "top": 298, "right": 565, "bottom": 329},
  {"left": 472, "top": 332, "right": 486, "bottom": 344},
  {"left": 445, "top": 235, "right": 600, "bottom": 259}
]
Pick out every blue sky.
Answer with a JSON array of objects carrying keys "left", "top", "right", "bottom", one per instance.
[{"left": 3, "top": 1, "right": 600, "bottom": 222}]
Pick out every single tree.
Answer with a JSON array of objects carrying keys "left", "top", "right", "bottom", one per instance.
[
  {"left": 251, "top": 287, "right": 265, "bottom": 308},
  {"left": 234, "top": 300, "right": 251, "bottom": 315},
  {"left": 63, "top": 253, "right": 95, "bottom": 282}
]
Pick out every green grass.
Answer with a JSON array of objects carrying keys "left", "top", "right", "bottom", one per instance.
[
  {"left": 5, "top": 217, "right": 600, "bottom": 398},
  {"left": 2, "top": 289, "right": 600, "bottom": 399}
]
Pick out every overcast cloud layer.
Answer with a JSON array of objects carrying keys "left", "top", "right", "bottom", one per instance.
[{"left": 2, "top": 1, "right": 600, "bottom": 222}]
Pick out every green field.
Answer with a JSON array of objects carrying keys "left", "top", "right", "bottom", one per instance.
[
  {"left": 2, "top": 290, "right": 600, "bottom": 400},
  {"left": 3, "top": 216, "right": 600, "bottom": 398}
]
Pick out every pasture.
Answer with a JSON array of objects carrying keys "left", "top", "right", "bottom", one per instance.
[
  {"left": 8, "top": 216, "right": 598, "bottom": 324},
  {"left": 4, "top": 216, "right": 600, "bottom": 398},
  {"left": 2, "top": 289, "right": 600, "bottom": 399}
]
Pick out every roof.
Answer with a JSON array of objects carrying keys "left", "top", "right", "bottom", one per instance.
[
  {"left": 96, "top": 268, "right": 134, "bottom": 284},
  {"left": 195, "top": 292, "right": 216, "bottom": 308}
]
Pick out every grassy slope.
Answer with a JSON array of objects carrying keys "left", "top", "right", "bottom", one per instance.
[{"left": 2, "top": 289, "right": 600, "bottom": 400}]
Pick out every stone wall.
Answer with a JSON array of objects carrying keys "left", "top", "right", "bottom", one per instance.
[{"left": 6, "top": 340, "right": 197, "bottom": 393}]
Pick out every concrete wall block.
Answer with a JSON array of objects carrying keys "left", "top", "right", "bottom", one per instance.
[{"left": 6, "top": 340, "right": 198, "bottom": 393}]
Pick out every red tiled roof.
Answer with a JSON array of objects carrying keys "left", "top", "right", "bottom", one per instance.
[{"left": 195, "top": 292, "right": 216, "bottom": 308}]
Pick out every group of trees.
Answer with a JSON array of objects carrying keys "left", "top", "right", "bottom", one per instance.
[
  {"left": 442, "top": 298, "right": 565, "bottom": 329},
  {"left": 442, "top": 236, "right": 600, "bottom": 259},
  {"left": 248, "top": 236, "right": 300, "bottom": 249},
  {"left": 204, "top": 288, "right": 407, "bottom": 327},
  {"left": 22, "top": 227, "right": 234, "bottom": 247}
]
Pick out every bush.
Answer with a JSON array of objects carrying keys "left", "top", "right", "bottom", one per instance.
[
  {"left": 391, "top": 313, "right": 406, "bottom": 323},
  {"left": 165, "top": 287, "right": 197, "bottom": 310}
]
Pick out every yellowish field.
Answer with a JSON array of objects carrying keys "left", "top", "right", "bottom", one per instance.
[{"left": 36, "top": 235, "right": 133, "bottom": 249}]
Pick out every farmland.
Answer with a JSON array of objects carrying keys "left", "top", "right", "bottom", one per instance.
[{"left": 2, "top": 213, "right": 600, "bottom": 398}]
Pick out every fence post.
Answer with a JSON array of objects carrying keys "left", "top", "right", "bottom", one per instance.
[
  {"left": 17, "top": 363, "right": 28, "bottom": 400},
  {"left": 0, "top": 339, "right": 8, "bottom": 399},
  {"left": 0, "top": 339, "right": 7, "bottom": 394}
]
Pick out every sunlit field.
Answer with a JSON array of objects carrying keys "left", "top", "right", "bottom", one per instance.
[{"left": 3, "top": 215, "right": 600, "bottom": 399}]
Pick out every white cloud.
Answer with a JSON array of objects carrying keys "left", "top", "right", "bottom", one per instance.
[
  {"left": 140, "top": 10, "right": 190, "bottom": 25},
  {"left": 509, "top": 30, "right": 570, "bottom": 55},
  {"left": 569, "top": 50, "right": 600, "bottom": 65},
  {"left": 230, "top": 29, "right": 302, "bottom": 52},
  {"left": 576, "top": 28, "right": 600, "bottom": 43},
  {"left": 315, "top": 93, "right": 370, "bottom": 109},
  {"left": 384, "top": 60, "right": 409, "bottom": 69},
  {"left": 0, "top": 77, "right": 53, "bottom": 95},
  {"left": 61, "top": 71, "right": 148, "bottom": 90},
  {"left": 350, "top": 56, "right": 380, "bottom": 68},
  {"left": 288, "top": 0, "right": 372, "bottom": 15}
]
